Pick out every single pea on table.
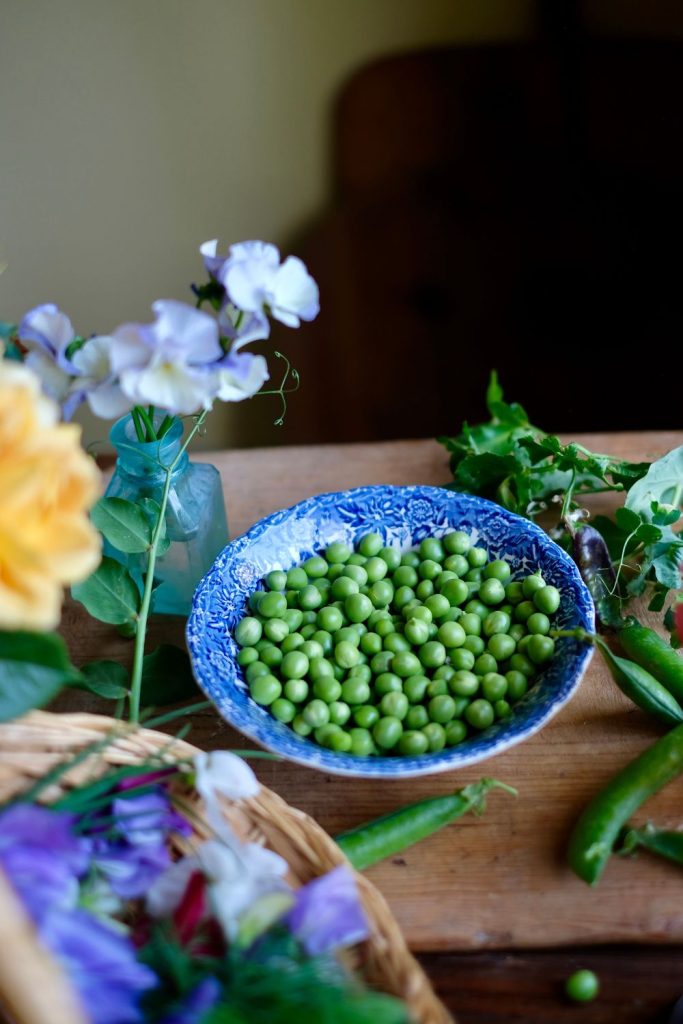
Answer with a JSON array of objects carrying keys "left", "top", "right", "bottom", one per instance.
[{"left": 234, "top": 530, "right": 562, "bottom": 756}]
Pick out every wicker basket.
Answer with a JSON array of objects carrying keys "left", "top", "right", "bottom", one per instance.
[{"left": 0, "top": 711, "right": 453, "bottom": 1024}]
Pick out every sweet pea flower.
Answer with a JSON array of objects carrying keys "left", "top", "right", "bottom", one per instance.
[
  {"left": 194, "top": 749, "right": 261, "bottom": 805},
  {"left": 69, "top": 335, "right": 130, "bottom": 419},
  {"left": 213, "top": 350, "right": 269, "bottom": 403},
  {"left": 286, "top": 865, "right": 369, "bottom": 956},
  {"left": 17, "top": 303, "right": 78, "bottom": 406},
  {"left": 108, "top": 300, "right": 223, "bottom": 415}
]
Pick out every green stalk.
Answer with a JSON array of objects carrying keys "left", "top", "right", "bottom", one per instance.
[
  {"left": 128, "top": 411, "right": 208, "bottom": 723},
  {"left": 136, "top": 405, "right": 157, "bottom": 442},
  {"left": 130, "top": 407, "right": 146, "bottom": 442}
]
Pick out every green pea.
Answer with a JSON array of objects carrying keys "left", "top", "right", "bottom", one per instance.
[
  {"left": 516, "top": 634, "right": 533, "bottom": 654},
  {"left": 418, "top": 558, "right": 441, "bottom": 582},
  {"left": 425, "top": 594, "right": 451, "bottom": 619},
  {"left": 325, "top": 541, "right": 351, "bottom": 564},
  {"left": 327, "top": 563, "right": 345, "bottom": 581},
  {"left": 380, "top": 633, "right": 407, "bottom": 655},
  {"left": 527, "top": 611, "right": 551, "bottom": 635},
  {"left": 465, "top": 599, "right": 488, "bottom": 618},
  {"left": 307, "top": 657, "right": 333, "bottom": 683},
  {"left": 300, "top": 624, "right": 317, "bottom": 640},
  {"left": 435, "top": 570, "right": 457, "bottom": 591},
  {"left": 528, "top": 634, "right": 555, "bottom": 665},
  {"left": 403, "top": 674, "right": 430, "bottom": 703},
  {"left": 514, "top": 600, "right": 536, "bottom": 622},
  {"left": 405, "top": 704, "right": 430, "bottom": 729},
  {"left": 463, "top": 635, "right": 485, "bottom": 656},
  {"left": 375, "top": 672, "right": 403, "bottom": 695},
  {"left": 358, "top": 532, "right": 383, "bottom": 557},
  {"left": 483, "top": 559, "right": 511, "bottom": 582},
  {"left": 467, "top": 546, "right": 488, "bottom": 568},
  {"left": 494, "top": 699, "right": 512, "bottom": 719},
  {"left": 379, "top": 546, "right": 401, "bottom": 571},
  {"left": 427, "top": 679, "right": 449, "bottom": 697},
  {"left": 357, "top": 631, "right": 380, "bottom": 657},
  {"left": 331, "top": 576, "right": 359, "bottom": 602},
  {"left": 450, "top": 648, "right": 476, "bottom": 671},
  {"left": 449, "top": 670, "right": 480, "bottom": 697},
  {"left": 303, "top": 699, "right": 330, "bottom": 728},
  {"left": 292, "top": 714, "right": 312, "bottom": 737},
  {"left": 429, "top": 694, "right": 456, "bottom": 723},
  {"left": 522, "top": 572, "right": 546, "bottom": 598},
  {"left": 312, "top": 577, "right": 331, "bottom": 595},
  {"left": 380, "top": 691, "right": 409, "bottom": 720},
  {"left": 416, "top": 579, "right": 435, "bottom": 601},
  {"left": 280, "top": 650, "right": 308, "bottom": 679},
  {"left": 265, "top": 569, "right": 288, "bottom": 591},
  {"left": 298, "top": 585, "right": 323, "bottom": 611},
  {"left": 341, "top": 678, "right": 370, "bottom": 705},
  {"left": 361, "top": 555, "right": 386, "bottom": 584},
  {"left": 250, "top": 674, "right": 282, "bottom": 706},
  {"left": 284, "top": 678, "right": 309, "bottom": 703},
  {"left": 443, "top": 553, "right": 469, "bottom": 576},
  {"left": 390, "top": 565, "right": 416, "bottom": 589},
  {"left": 479, "top": 578, "right": 506, "bottom": 606},
  {"left": 368, "top": 580, "right": 394, "bottom": 609},
  {"left": 398, "top": 730, "right": 429, "bottom": 755},
  {"left": 482, "top": 611, "right": 511, "bottom": 637},
  {"left": 394, "top": 585, "right": 416, "bottom": 610},
  {"left": 564, "top": 969, "right": 599, "bottom": 1003},
  {"left": 437, "top": 621, "right": 466, "bottom": 649},
  {"left": 475, "top": 652, "right": 498, "bottom": 676},
  {"left": 442, "top": 578, "right": 469, "bottom": 607},
  {"left": 445, "top": 720, "right": 468, "bottom": 746},
  {"left": 404, "top": 617, "right": 430, "bottom": 646},
  {"left": 391, "top": 651, "right": 422, "bottom": 678},
  {"left": 373, "top": 716, "right": 403, "bottom": 750},
  {"left": 300, "top": 640, "right": 324, "bottom": 661},
  {"left": 368, "top": 608, "right": 391, "bottom": 627},
  {"left": 282, "top": 608, "right": 304, "bottom": 632},
  {"left": 260, "top": 644, "right": 283, "bottom": 668},
  {"left": 418, "top": 641, "right": 447, "bottom": 668},
  {"left": 311, "top": 630, "right": 332, "bottom": 656},
  {"left": 342, "top": 563, "right": 368, "bottom": 587},
  {"left": 466, "top": 698, "right": 495, "bottom": 730},
  {"left": 533, "top": 585, "right": 561, "bottom": 615},
  {"left": 481, "top": 672, "right": 508, "bottom": 702},
  {"left": 335, "top": 641, "right": 360, "bottom": 669},
  {"left": 235, "top": 616, "right": 263, "bottom": 647},
  {"left": 246, "top": 660, "right": 269, "bottom": 684},
  {"left": 400, "top": 550, "right": 421, "bottom": 569},
  {"left": 370, "top": 650, "right": 394, "bottom": 675},
  {"left": 353, "top": 704, "right": 380, "bottom": 728},
  {"left": 348, "top": 663, "right": 372, "bottom": 683},
  {"left": 345, "top": 727, "right": 371, "bottom": 756},
  {"left": 487, "top": 634, "right": 516, "bottom": 661},
  {"left": 505, "top": 581, "right": 524, "bottom": 605},
  {"left": 509, "top": 653, "right": 535, "bottom": 678},
  {"left": 433, "top": 664, "right": 455, "bottom": 682},
  {"left": 271, "top": 698, "right": 296, "bottom": 723},
  {"left": 460, "top": 612, "right": 482, "bottom": 636},
  {"left": 464, "top": 569, "right": 481, "bottom": 585},
  {"left": 508, "top": 623, "right": 525, "bottom": 643},
  {"left": 374, "top": 617, "right": 394, "bottom": 639},
  {"left": 329, "top": 725, "right": 354, "bottom": 752},
  {"left": 315, "top": 605, "right": 341, "bottom": 633},
  {"left": 443, "top": 530, "right": 470, "bottom": 555},
  {"left": 345, "top": 593, "right": 373, "bottom": 623},
  {"left": 505, "top": 671, "right": 528, "bottom": 701},
  {"left": 313, "top": 677, "right": 342, "bottom": 703},
  {"left": 286, "top": 567, "right": 308, "bottom": 590},
  {"left": 329, "top": 700, "right": 351, "bottom": 726},
  {"left": 303, "top": 555, "right": 328, "bottom": 578},
  {"left": 334, "top": 626, "right": 359, "bottom": 646},
  {"left": 422, "top": 722, "right": 446, "bottom": 752},
  {"left": 237, "top": 646, "right": 259, "bottom": 667}
]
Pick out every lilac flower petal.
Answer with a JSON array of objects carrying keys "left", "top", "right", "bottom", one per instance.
[
  {"left": 93, "top": 842, "right": 171, "bottom": 899},
  {"left": 40, "top": 908, "right": 157, "bottom": 1024},
  {"left": 0, "top": 804, "right": 89, "bottom": 874},
  {"left": 159, "top": 976, "right": 221, "bottom": 1024},
  {"left": 199, "top": 239, "right": 227, "bottom": 279},
  {"left": 271, "top": 256, "right": 320, "bottom": 325},
  {"left": 214, "top": 352, "right": 269, "bottom": 403},
  {"left": 111, "top": 791, "right": 190, "bottom": 846},
  {"left": 151, "top": 300, "right": 222, "bottom": 365},
  {"left": 217, "top": 302, "right": 270, "bottom": 348},
  {"left": 0, "top": 847, "right": 79, "bottom": 924},
  {"left": 18, "top": 303, "right": 76, "bottom": 370},
  {"left": 286, "top": 865, "right": 369, "bottom": 956}
]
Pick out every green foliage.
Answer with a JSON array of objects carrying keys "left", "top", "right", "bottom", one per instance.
[
  {"left": 140, "top": 644, "right": 199, "bottom": 707},
  {"left": 0, "top": 631, "right": 81, "bottom": 722},
  {"left": 76, "top": 660, "right": 129, "bottom": 699},
  {"left": 91, "top": 497, "right": 154, "bottom": 554},
  {"left": 625, "top": 447, "right": 683, "bottom": 518},
  {"left": 72, "top": 556, "right": 141, "bottom": 626}
]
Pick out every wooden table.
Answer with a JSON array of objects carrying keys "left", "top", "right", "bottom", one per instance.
[{"left": 58, "top": 431, "right": 683, "bottom": 1023}]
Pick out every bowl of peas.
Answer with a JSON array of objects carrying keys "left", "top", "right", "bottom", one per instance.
[{"left": 187, "top": 485, "right": 594, "bottom": 777}]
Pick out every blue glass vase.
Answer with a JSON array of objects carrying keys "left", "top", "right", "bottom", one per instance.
[{"left": 105, "top": 415, "right": 229, "bottom": 616}]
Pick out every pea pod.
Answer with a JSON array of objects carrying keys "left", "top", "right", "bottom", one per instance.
[
  {"left": 619, "top": 823, "right": 683, "bottom": 867},
  {"left": 594, "top": 637, "right": 683, "bottom": 728},
  {"left": 335, "top": 778, "right": 515, "bottom": 871},
  {"left": 568, "top": 722, "right": 683, "bottom": 884},
  {"left": 618, "top": 618, "right": 683, "bottom": 706}
]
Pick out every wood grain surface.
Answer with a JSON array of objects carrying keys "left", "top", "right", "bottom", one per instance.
[{"left": 56, "top": 432, "right": 683, "bottom": 957}]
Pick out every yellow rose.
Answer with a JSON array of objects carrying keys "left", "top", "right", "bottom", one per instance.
[{"left": 0, "top": 360, "right": 102, "bottom": 630}]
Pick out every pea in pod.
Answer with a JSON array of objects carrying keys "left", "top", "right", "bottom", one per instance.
[
  {"left": 619, "top": 822, "right": 683, "bottom": 867},
  {"left": 618, "top": 618, "right": 683, "bottom": 707},
  {"left": 568, "top": 721, "right": 683, "bottom": 884},
  {"left": 594, "top": 637, "right": 683, "bottom": 728},
  {"left": 335, "top": 777, "right": 516, "bottom": 871}
]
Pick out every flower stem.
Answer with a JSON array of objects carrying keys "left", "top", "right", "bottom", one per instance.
[
  {"left": 130, "top": 407, "right": 146, "bottom": 442},
  {"left": 136, "top": 405, "right": 157, "bottom": 442},
  {"left": 128, "top": 411, "right": 208, "bottom": 723}
]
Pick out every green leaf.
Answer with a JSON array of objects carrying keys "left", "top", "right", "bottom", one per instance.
[
  {"left": 0, "top": 631, "right": 80, "bottom": 722},
  {"left": 91, "top": 497, "right": 153, "bottom": 554},
  {"left": 76, "top": 660, "right": 129, "bottom": 699},
  {"left": 615, "top": 506, "right": 642, "bottom": 533},
  {"left": 72, "top": 556, "right": 141, "bottom": 625},
  {"left": 140, "top": 644, "right": 199, "bottom": 707},
  {"left": 485, "top": 369, "right": 503, "bottom": 409},
  {"left": 139, "top": 498, "right": 170, "bottom": 556},
  {"left": 651, "top": 538, "right": 683, "bottom": 590},
  {"left": 625, "top": 446, "right": 683, "bottom": 518}
]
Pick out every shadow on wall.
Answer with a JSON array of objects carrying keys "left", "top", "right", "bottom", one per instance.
[{"left": 233, "top": 18, "right": 683, "bottom": 446}]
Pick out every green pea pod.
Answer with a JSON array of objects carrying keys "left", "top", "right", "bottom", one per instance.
[
  {"left": 595, "top": 638, "right": 683, "bottom": 728},
  {"left": 335, "top": 777, "right": 516, "bottom": 871},
  {"left": 620, "top": 823, "right": 683, "bottom": 866},
  {"left": 618, "top": 619, "right": 683, "bottom": 706},
  {"left": 568, "top": 722, "right": 683, "bottom": 884}
]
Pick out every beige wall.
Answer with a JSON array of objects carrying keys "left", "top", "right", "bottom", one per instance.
[{"left": 0, "top": 0, "right": 534, "bottom": 447}]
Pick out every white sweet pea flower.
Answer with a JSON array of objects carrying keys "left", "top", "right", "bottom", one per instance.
[
  {"left": 18, "top": 303, "right": 76, "bottom": 371},
  {"left": 214, "top": 351, "right": 269, "bottom": 403},
  {"left": 108, "top": 300, "right": 222, "bottom": 416},
  {"left": 199, "top": 839, "right": 289, "bottom": 941},
  {"left": 69, "top": 336, "right": 130, "bottom": 419},
  {"left": 194, "top": 750, "right": 260, "bottom": 804},
  {"left": 220, "top": 241, "right": 319, "bottom": 331}
]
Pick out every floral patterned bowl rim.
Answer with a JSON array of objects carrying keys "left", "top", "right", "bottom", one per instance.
[{"left": 187, "top": 485, "right": 595, "bottom": 778}]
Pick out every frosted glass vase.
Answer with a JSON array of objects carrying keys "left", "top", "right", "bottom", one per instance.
[{"left": 105, "top": 415, "right": 228, "bottom": 616}]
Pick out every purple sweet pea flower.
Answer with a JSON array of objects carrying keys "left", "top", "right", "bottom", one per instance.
[
  {"left": 40, "top": 908, "right": 157, "bottom": 1024},
  {"left": 111, "top": 791, "right": 191, "bottom": 847},
  {"left": 159, "top": 976, "right": 221, "bottom": 1024},
  {"left": 18, "top": 303, "right": 77, "bottom": 373},
  {"left": 91, "top": 841, "right": 172, "bottom": 900},
  {"left": 286, "top": 865, "right": 369, "bottom": 956}
]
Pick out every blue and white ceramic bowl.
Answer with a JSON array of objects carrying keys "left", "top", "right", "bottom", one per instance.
[{"left": 187, "top": 485, "right": 594, "bottom": 778}]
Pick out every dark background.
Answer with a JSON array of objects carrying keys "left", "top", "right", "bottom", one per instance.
[{"left": 235, "top": 0, "right": 683, "bottom": 447}]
